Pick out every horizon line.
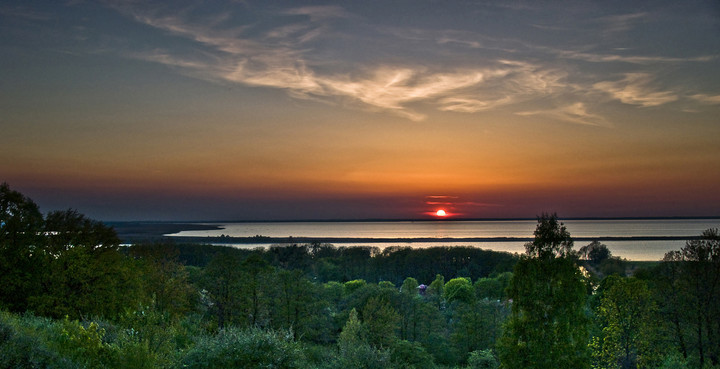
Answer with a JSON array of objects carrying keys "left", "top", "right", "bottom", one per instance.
[{"left": 105, "top": 215, "right": 720, "bottom": 224}]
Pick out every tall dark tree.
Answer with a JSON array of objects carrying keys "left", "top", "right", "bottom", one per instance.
[
  {"left": 659, "top": 229, "right": 720, "bottom": 367},
  {"left": 0, "top": 183, "right": 44, "bottom": 312},
  {"left": 497, "top": 213, "right": 590, "bottom": 369},
  {"left": 398, "top": 277, "right": 420, "bottom": 341},
  {"left": 241, "top": 253, "right": 273, "bottom": 327},
  {"left": 128, "top": 243, "right": 196, "bottom": 319},
  {"left": 270, "top": 268, "right": 329, "bottom": 341},
  {"left": 202, "top": 250, "right": 245, "bottom": 328}
]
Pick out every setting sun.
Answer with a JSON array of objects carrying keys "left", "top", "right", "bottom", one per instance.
[{"left": 436, "top": 209, "right": 447, "bottom": 217}]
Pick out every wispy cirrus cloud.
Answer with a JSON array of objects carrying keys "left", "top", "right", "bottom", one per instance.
[
  {"left": 593, "top": 73, "right": 678, "bottom": 107},
  {"left": 516, "top": 102, "right": 609, "bottom": 127},
  {"left": 0, "top": 5, "right": 53, "bottom": 21},
  {"left": 553, "top": 49, "right": 716, "bottom": 64},
  {"left": 395, "top": 25, "right": 718, "bottom": 66},
  {"left": 111, "top": 4, "right": 578, "bottom": 121},
  {"left": 596, "top": 12, "right": 648, "bottom": 34},
  {"left": 280, "top": 5, "right": 352, "bottom": 21},
  {"left": 689, "top": 94, "right": 720, "bottom": 104}
]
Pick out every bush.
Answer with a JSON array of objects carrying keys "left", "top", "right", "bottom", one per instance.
[
  {"left": 391, "top": 340, "right": 437, "bottom": 369},
  {"left": 181, "top": 327, "right": 306, "bottom": 368},
  {"left": 344, "top": 279, "right": 368, "bottom": 294},
  {"left": 335, "top": 341, "right": 390, "bottom": 369},
  {"left": 658, "top": 351, "right": 689, "bottom": 369},
  {"left": 0, "top": 315, "right": 78, "bottom": 369},
  {"left": 467, "top": 349, "right": 498, "bottom": 369}
]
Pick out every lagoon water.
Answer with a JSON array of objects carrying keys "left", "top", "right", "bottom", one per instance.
[{"left": 167, "top": 218, "right": 720, "bottom": 261}]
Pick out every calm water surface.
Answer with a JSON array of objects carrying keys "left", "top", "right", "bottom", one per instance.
[{"left": 168, "top": 219, "right": 720, "bottom": 261}]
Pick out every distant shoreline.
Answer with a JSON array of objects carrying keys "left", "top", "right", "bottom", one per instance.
[
  {"left": 107, "top": 216, "right": 720, "bottom": 224},
  {"left": 109, "top": 219, "right": 716, "bottom": 244},
  {"left": 173, "top": 235, "right": 705, "bottom": 244}
]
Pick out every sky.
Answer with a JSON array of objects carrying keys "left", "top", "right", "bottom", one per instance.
[{"left": 1, "top": 0, "right": 719, "bottom": 221}]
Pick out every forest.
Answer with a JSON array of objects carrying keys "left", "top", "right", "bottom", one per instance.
[{"left": 1, "top": 182, "right": 719, "bottom": 369}]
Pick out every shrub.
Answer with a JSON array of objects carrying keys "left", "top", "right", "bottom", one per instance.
[
  {"left": 181, "top": 327, "right": 306, "bottom": 368},
  {"left": 391, "top": 340, "right": 437, "bottom": 369},
  {"left": 467, "top": 349, "right": 498, "bottom": 369},
  {"left": 0, "top": 316, "right": 78, "bottom": 369}
]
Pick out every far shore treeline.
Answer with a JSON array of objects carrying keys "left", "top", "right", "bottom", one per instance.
[{"left": 2, "top": 182, "right": 720, "bottom": 369}]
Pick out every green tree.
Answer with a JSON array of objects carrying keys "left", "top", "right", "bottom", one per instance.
[
  {"left": 579, "top": 240, "right": 612, "bottom": 265},
  {"left": 390, "top": 339, "right": 437, "bottom": 369},
  {"left": 129, "top": 243, "right": 196, "bottom": 319},
  {"left": 468, "top": 349, "right": 499, "bottom": 369},
  {"left": 524, "top": 212, "right": 574, "bottom": 259},
  {"left": 590, "top": 276, "right": 661, "bottom": 369},
  {"left": 270, "top": 269, "right": 330, "bottom": 341},
  {"left": 336, "top": 308, "right": 390, "bottom": 369},
  {"left": 444, "top": 277, "right": 474, "bottom": 305},
  {"left": 452, "top": 298, "right": 508, "bottom": 362},
  {"left": 339, "top": 308, "right": 363, "bottom": 351},
  {"left": 241, "top": 253, "right": 273, "bottom": 327},
  {"left": 427, "top": 274, "right": 445, "bottom": 309},
  {"left": 416, "top": 302, "right": 452, "bottom": 365},
  {"left": 345, "top": 279, "right": 368, "bottom": 294},
  {"left": 362, "top": 296, "right": 400, "bottom": 348},
  {"left": 475, "top": 272, "right": 512, "bottom": 301},
  {"left": 32, "top": 209, "right": 141, "bottom": 319},
  {"left": 202, "top": 251, "right": 245, "bottom": 328},
  {"left": 399, "top": 277, "right": 421, "bottom": 341},
  {"left": 497, "top": 213, "right": 590, "bottom": 369}
]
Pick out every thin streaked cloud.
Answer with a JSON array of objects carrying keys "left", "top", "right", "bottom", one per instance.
[
  {"left": 280, "top": 5, "right": 352, "bottom": 21},
  {"left": 0, "top": 5, "right": 53, "bottom": 21},
  {"left": 516, "top": 102, "right": 610, "bottom": 127},
  {"left": 689, "top": 94, "right": 720, "bottom": 104},
  {"left": 593, "top": 73, "right": 678, "bottom": 107},
  {"left": 596, "top": 12, "right": 648, "bottom": 34},
  {"left": 119, "top": 5, "right": 579, "bottom": 121}
]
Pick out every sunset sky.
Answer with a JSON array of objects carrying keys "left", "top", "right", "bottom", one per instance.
[{"left": 2, "top": 1, "right": 719, "bottom": 221}]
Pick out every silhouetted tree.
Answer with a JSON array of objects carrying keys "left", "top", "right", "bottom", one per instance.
[
  {"left": 524, "top": 212, "right": 574, "bottom": 259},
  {"left": 0, "top": 183, "right": 44, "bottom": 312},
  {"left": 659, "top": 229, "right": 720, "bottom": 367},
  {"left": 580, "top": 240, "right": 612, "bottom": 265},
  {"left": 202, "top": 251, "right": 245, "bottom": 328}
]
